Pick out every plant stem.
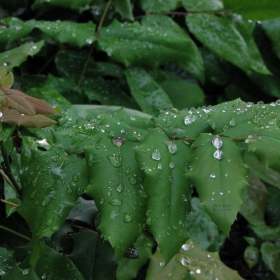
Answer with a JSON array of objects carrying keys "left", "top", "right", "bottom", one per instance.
[
  {"left": 95, "top": 0, "right": 112, "bottom": 37},
  {"left": 0, "top": 199, "right": 18, "bottom": 207},
  {"left": 77, "top": 44, "right": 94, "bottom": 88},
  {"left": 0, "top": 225, "right": 31, "bottom": 241}
]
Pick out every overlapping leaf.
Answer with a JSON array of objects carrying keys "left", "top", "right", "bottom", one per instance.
[
  {"left": 140, "top": 0, "right": 181, "bottom": 12},
  {"left": 263, "top": 18, "right": 280, "bottom": 60},
  {"left": 85, "top": 137, "right": 147, "bottom": 260},
  {"left": 261, "top": 242, "right": 280, "bottom": 279},
  {"left": 182, "top": 0, "right": 223, "bottom": 12},
  {"left": 32, "top": 0, "right": 92, "bottom": 11},
  {"left": 186, "top": 14, "right": 270, "bottom": 75},
  {"left": 134, "top": 128, "right": 192, "bottom": 262},
  {"left": 98, "top": 15, "right": 204, "bottom": 82},
  {"left": 186, "top": 134, "right": 248, "bottom": 235}
]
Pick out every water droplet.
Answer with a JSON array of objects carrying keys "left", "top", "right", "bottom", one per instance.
[
  {"left": 213, "top": 150, "right": 223, "bottom": 160},
  {"left": 219, "top": 192, "right": 224, "bottom": 196},
  {"left": 112, "top": 137, "right": 125, "bottom": 147},
  {"left": 152, "top": 149, "right": 161, "bottom": 160},
  {"left": 46, "top": 216, "right": 54, "bottom": 227},
  {"left": 106, "top": 191, "right": 112, "bottom": 196},
  {"left": 116, "top": 184, "right": 123, "bottom": 192},
  {"left": 196, "top": 269, "right": 201, "bottom": 274},
  {"left": 168, "top": 142, "right": 177, "bottom": 154},
  {"left": 169, "top": 162, "right": 174, "bottom": 169},
  {"left": 182, "top": 243, "right": 190, "bottom": 251},
  {"left": 100, "top": 198, "right": 104, "bottom": 205},
  {"left": 184, "top": 114, "right": 197, "bottom": 125},
  {"left": 108, "top": 154, "right": 121, "bottom": 167},
  {"left": 159, "top": 261, "right": 165, "bottom": 267},
  {"left": 229, "top": 117, "right": 236, "bottom": 126},
  {"left": 72, "top": 175, "right": 79, "bottom": 182},
  {"left": 129, "top": 176, "right": 137, "bottom": 185},
  {"left": 137, "top": 189, "right": 147, "bottom": 198},
  {"left": 210, "top": 173, "right": 216, "bottom": 179},
  {"left": 110, "top": 211, "right": 119, "bottom": 219},
  {"left": 242, "top": 163, "right": 250, "bottom": 170},
  {"left": 157, "top": 163, "right": 162, "bottom": 169},
  {"left": 123, "top": 212, "right": 133, "bottom": 223},
  {"left": 212, "top": 137, "right": 223, "bottom": 149},
  {"left": 51, "top": 225, "right": 59, "bottom": 231},
  {"left": 109, "top": 198, "right": 122, "bottom": 206}
]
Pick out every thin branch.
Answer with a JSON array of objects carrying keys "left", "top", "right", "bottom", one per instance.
[
  {"left": 0, "top": 225, "right": 31, "bottom": 241},
  {"left": 0, "top": 198, "right": 18, "bottom": 207},
  {"left": 95, "top": 0, "right": 112, "bottom": 37}
]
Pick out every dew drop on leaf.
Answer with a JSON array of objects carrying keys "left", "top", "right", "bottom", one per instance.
[
  {"left": 100, "top": 198, "right": 104, "bottom": 205},
  {"left": 184, "top": 114, "right": 197, "bottom": 125},
  {"left": 229, "top": 117, "right": 236, "bottom": 126},
  {"left": 46, "top": 216, "right": 55, "bottom": 227},
  {"left": 168, "top": 142, "right": 177, "bottom": 154},
  {"left": 157, "top": 163, "right": 162, "bottom": 169},
  {"left": 109, "top": 198, "right": 122, "bottom": 206},
  {"left": 106, "top": 191, "right": 112, "bottom": 197},
  {"left": 123, "top": 212, "right": 133, "bottom": 223},
  {"left": 72, "top": 174, "right": 79, "bottom": 182},
  {"left": 213, "top": 150, "right": 223, "bottom": 160},
  {"left": 159, "top": 261, "right": 165, "bottom": 267},
  {"left": 137, "top": 189, "right": 147, "bottom": 198},
  {"left": 116, "top": 184, "right": 123, "bottom": 192},
  {"left": 107, "top": 154, "right": 121, "bottom": 167},
  {"left": 128, "top": 176, "right": 137, "bottom": 185},
  {"left": 212, "top": 137, "right": 223, "bottom": 149},
  {"left": 169, "top": 162, "right": 174, "bottom": 169},
  {"left": 210, "top": 173, "right": 216, "bottom": 179},
  {"left": 110, "top": 211, "right": 119, "bottom": 219},
  {"left": 112, "top": 137, "right": 125, "bottom": 147},
  {"left": 151, "top": 149, "right": 161, "bottom": 160},
  {"left": 125, "top": 168, "right": 130, "bottom": 175}
]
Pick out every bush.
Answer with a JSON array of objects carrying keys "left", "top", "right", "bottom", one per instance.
[{"left": 1, "top": 1, "right": 280, "bottom": 279}]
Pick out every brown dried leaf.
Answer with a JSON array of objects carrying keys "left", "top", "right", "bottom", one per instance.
[
  {"left": 2, "top": 107, "right": 56, "bottom": 128},
  {"left": 1, "top": 87, "right": 57, "bottom": 115}
]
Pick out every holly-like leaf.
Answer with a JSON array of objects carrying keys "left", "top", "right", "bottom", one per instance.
[
  {"left": 186, "top": 134, "right": 248, "bottom": 235},
  {"left": 0, "top": 67, "right": 14, "bottom": 88},
  {"left": 18, "top": 147, "right": 88, "bottom": 265},
  {"left": 134, "top": 128, "right": 192, "bottom": 263},
  {"left": 0, "top": 41, "right": 44, "bottom": 71},
  {"left": 98, "top": 15, "right": 204, "bottom": 82},
  {"left": 186, "top": 14, "right": 270, "bottom": 75},
  {"left": 85, "top": 137, "right": 147, "bottom": 260}
]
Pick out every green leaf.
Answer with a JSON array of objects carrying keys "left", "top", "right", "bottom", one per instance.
[
  {"left": 126, "top": 67, "right": 173, "bottom": 116},
  {"left": 85, "top": 137, "right": 147, "bottom": 260},
  {"left": 0, "top": 41, "right": 44, "bottom": 71},
  {"left": 266, "top": 187, "right": 280, "bottom": 226},
  {"left": 0, "top": 67, "right": 14, "bottom": 88},
  {"left": 134, "top": 128, "right": 192, "bottom": 263},
  {"left": 18, "top": 147, "right": 88, "bottom": 265},
  {"left": 186, "top": 134, "right": 248, "bottom": 235},
  {"left": 159, "top": 72, "right": 205, "bottom": 110},
  {"left": 0, "top": 17, "right": 33, "bottom": 44},
  {"left": 186, "top": 14, "right": 270, "bottom": 75},
  {"left": 116, "top": 234, "right": 154, "bottom": 280},
  {"left": 186, "top": 197, "right": 226, "bottom": 251},
  {"left": 32, "top": 0, "right": 92, "bottom": 11},
  {"left": 222, "top": 0, "right": 280, "bottom": 20},
  {"left": 182, "top": 0, "right": 223, "bottom": 12},
  {"left": 113, "top": 0, "right": 134, "bottom": 21},
  {"left": 2, "top": 265, "right": 40, "bottom": 279},
  {"left": 0, "top": 248, "right": 14, "bottom": 276},
  {"left": 34, "top": 240, "right": 85, "bottom": 279},
  {"left": 34, "top": 20, "right": 96, "bottom": 47},
  {"left": 98, "top": 15, "right": 204, "bottom": 82},
  {"left": 263, "top": 18, "right": 280, "bottom": 60},
  {"left": 244, "top": 246, "right": 260, "bottom": 269},
  {"left": 239, "top": 173, "right": 268, "bottom": 226},
  {"left": 140, "top": 0, "right": 181, "bottom": 12},
  {"left": 251, "top": 225, "right": 280, "bottom": 240},
  {"left": 261, "top": 242, "right": 280, "bottom": 278}
]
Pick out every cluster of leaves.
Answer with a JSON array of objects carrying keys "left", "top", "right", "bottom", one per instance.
[{"left": 1, "top": 0, "right": 280, "bottom": 279}]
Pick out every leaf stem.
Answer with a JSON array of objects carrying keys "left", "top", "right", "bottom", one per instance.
[
  {"left": 95, "top": 0, "right": 112, "bottom": 37},
  {"left": 0, "top": 199, "right": 18, "bottom": 207},
  {"left": 0, "top": 225, "right": 31, "bottom": 241},
  {"left": 77, "top": 44, "right": 94, "bottom": 88}
]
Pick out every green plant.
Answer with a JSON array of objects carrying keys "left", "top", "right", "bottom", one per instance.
[{"left": 1, "top": 1, "right": 280, "bottom": 279}]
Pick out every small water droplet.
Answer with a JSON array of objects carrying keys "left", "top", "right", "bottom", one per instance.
[
  {"left": 196, "top": 269, "right": 201, "bottom": 274},
  {"left": 100, "top": 198, "right": 104, "bottom": 205},
  {"left": 229, "top": 117, "right": 236, "bottom": 126},
  {"left": 182, "top": 244, "right": 190, "bottom": 251},
  {"left": 137, "top": 189, "right": 147, "bottom": 198},
  {"left": 169, "top": 162, "right": 174, "bottom": 169},
  {"left": 72, "top": 175, "right": 79, "bottom": 182},
  {"left": 107, "top": 191, "right": 112, "bottom": 196},
  {"left": 159, "top": 261, "right": 165, "bottom": 267},
  {"left": 219, "top": 192, "right": 224, "bottom": 196},
  {"left": 116, "top": 184, "right": 123, "bottom": 192},
  {"left": 157, "top": 163, "right": 162, "bottom": 169},
  {"left": 212, "top": 137, "right": 223, "bottom": 149},
  {"left": 123, "top": 212, "right": 133, "bottom": 223},
  {"left": 184, "top": 114, "right": 197, "bottom": 125},
  {"left": 210, "top": 173, "right": 216, "bottom": 179},
  {"left": 108, "top": 154, "right": 121, "bottom": 167},
  {"left": 168, "top": 142, "right": 177, "bottom": 154},
  {"left": 112, "top": 137, "right": 125, "bottom": 147},
  {"left": 46, "top": 216, "right": 55, "bottom": 227},
  {"left": 129, "top": 176, "right": 137, "bottom": 185},
  {"left": 109, "top": 198, "right": 122, "bottom": 206},
  {"left": 152, "top": 149, "right": 161, "bottom": 160},
  {"left": 213, "top": 150, "right": 223, "bottom": 160}
]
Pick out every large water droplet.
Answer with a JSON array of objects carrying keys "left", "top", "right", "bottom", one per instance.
[
  {"left": 108, "top": 154, "right": 121, "bottom": 167},
  {"left": 168, "top": 142, "right": 177, "bottom": 154},
  {"left": 109, "top": 198, "right": 122, "bottom": 206},
  {"left": 212, "top": 137, "right": 223, "bottom": 149},
  {"left": 152, "top": 149, "right": 161, "bottom": 160},
  {"left": 116, "top": 184, "right": 123, "bottom": 192},
  {"left": 110, "top": 211, "right": 119, "bottom": 219},
  {"left": 213, "top": 150, "right": 223, "bottom": 160},
  {"left": 112, "top": 137, "right": 125, "bottom": 147},
  {"left": 229, "top": 117, "right": 236, "bottom": 126},
  {"left": 184, "top": 114, "right": 197, "bottom": 125},
  {"left": 123, "top": 212, "right": 133, "bottom": 223}
]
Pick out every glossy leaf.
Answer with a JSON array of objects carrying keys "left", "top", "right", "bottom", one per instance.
[
  {"left": 32, "top": 0, "right": 92, "bottom": 10},
  {"left": 85, "top": 137, "right": 147, "bottom": 260},
  {"left": 18, "top": 147, "right": 88, "bottom": 265},
  {"left": 0, "top": 41, "right": 44, "bottom": 71},
  {"left": 186, "top": 197, "right": 226, "bottom": 251},
  {"left": 263, "top": 18, "right": 280, "bottom": 60},
  {"left": 0, "top": 248, "right": 14, "bottom": 276},
  {"left": 261, "top": 242, "right": 280, "bottom": 278},
  {"left": 251, "top": 225, "right": 280, "bottom": 241},
  {"left": 134, "top": 128, "right": 192, "bottom": 263},
  {"left": 222, "top": 0, "right": 280, "bottom": 20},
  {"left": 186, "top": 134, "right": 248, "bottom": 235},
  {"left": 98, "top": 15, "right": 204, "bottom": 82},
  {"left": 114, "top": 0, "right": 133, "bottom": 21},
  {"left": 126, "top": 67, "right": 173, "bottom": 116},
  {"left": 140, "top": 0, "right": 181, "bottom": 12},
  {"left": 2, "top": 265, "right": 40, "bottom": 279},
  {"left": 182, "top": 0, "right": 223, "bottom": 12},
  {"left": 186, "top": 14, "right": 270, "bottom": 75}
]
